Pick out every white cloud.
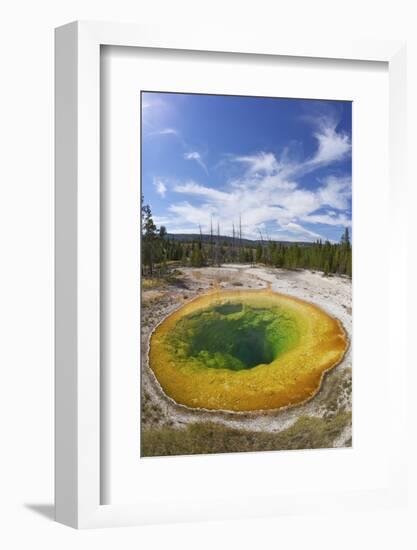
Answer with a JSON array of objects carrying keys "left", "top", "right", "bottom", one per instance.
[
  {"left": 314, "top": 126, "right": 350, "bottom": 165},
  {"left": 153, "top": 178, "right": 167, "bottom": 198},
  {"left": 301, "top": 115, "right": 351, "bottom": 172},
  {"left": 153, "top": 215, "right": 171, "bottom": 226},
  {"left": 174, "top": 181, "right": 229, "bottom": 202},
  {"left": 152, "top": 110, "right": 351, "bottom": 242},
  {"left": 168, "top": 201, "right": 216, "bottom": 228},
  {"left": 168, "top": 169, "right": 351, "bottom": 241},
  {"left": 278, "top": 189, "right": 320, "bottom": 221},
  {"left": 279, "top": 222, "right": 323, "bottom": 240},
  {"left": 150, "top": 127, "right": 178, "bottom": 137},
  {"left": 233, "top": 152, "right": 279, "bottom": 175},
  {"left": 184, "top": 151, "right": 208, "bottom": 173},
  {"left": 301, "top": 212, "right": 351, "bottom": 227},
  {"left": 317, "top": 175, "right": 351, "bottom": 210},
  {"left": 166, "top": 168, "right": 351, "bottom": 241},
  {"left": 229, "top": 115, "right": 351, "bottom": 182},
  {"left": 141, "top": 95, "right": 172, "bottom": 128}
]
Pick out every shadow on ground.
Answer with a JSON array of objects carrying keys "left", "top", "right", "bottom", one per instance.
[{"left": 25, "top": 503, "right": 55, "bottom": 521}]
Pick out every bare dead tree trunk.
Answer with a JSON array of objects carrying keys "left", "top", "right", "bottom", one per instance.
[
  {"left": 258, "top": 227, "right": 264, "bottom": 265},
  {"left": 232, "top": 223, "right": 235, "bottom": 263},
  {"left": 265, "top": 228, "right": 271, "bottom": 264},
  {"left": 239, "top": 215, "right": 242, "bottom": 263},
  {"left": 216, "top": 221, "right": 220, "bottom": 266},
  {"left": 210, "top": 216, "right": 214, "bottom": 266}
]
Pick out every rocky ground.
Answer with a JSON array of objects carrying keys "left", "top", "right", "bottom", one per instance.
[{"left": 141, "top": 265, "right": 352, "bottom": 454}]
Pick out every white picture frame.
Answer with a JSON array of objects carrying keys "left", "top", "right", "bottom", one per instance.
[{"left": 55, "top": 21, "right": 407, "bottom": 529}]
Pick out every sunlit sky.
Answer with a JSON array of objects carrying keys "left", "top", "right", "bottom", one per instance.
[{"left": 141, "top": 92, "right": 352, "bottom": 243}]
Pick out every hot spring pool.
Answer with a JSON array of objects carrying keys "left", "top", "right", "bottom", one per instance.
[{"left": 148, "top": 289, "right": 348, "bottom": 411}]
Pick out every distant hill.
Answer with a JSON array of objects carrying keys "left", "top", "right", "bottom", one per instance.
[{"left": 166, "top": 233, "right": 312, "bottom": 247}]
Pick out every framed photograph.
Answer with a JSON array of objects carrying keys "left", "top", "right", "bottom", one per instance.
[{"left": 55, "top": 21, "right": 407, "bottom": 528}]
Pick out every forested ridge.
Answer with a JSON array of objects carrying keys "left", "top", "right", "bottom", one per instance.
[{"left": 142, "top": 199, "right": 352, "bottom": 278}]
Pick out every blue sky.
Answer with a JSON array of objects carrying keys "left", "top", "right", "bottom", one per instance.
[{"left": 141, "top": 92, "right": 352, "bottom": 243}]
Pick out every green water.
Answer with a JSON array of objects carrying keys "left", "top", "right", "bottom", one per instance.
[{"left": 168, "top": 301, "right": 300, "bottom": 371}]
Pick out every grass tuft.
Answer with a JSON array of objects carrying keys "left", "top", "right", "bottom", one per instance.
[{"left": 141, "top": 412, "right": 351, "bottom": 457}]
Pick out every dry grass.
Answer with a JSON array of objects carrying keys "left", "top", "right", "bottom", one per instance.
[
  {"left": 319, "top": 367, "right": 352, "bottom": 418},
  {"left": 141, "top": 412, "right": 351, "bottom": 457},
  {"left": 142, "top": 277, "right": 166, "bottom": 290}
]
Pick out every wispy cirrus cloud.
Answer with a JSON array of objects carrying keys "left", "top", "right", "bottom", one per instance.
[
  {"left": 233, "top": 152, "right": 279, "bottom": 175},
  {"left": 147, "top": 109, "right": 351, "bottom": 242},
  {"left": 159, "top": 167, "right": 351, "bottom": 242},
  {"left": 168, "top": 201, "right": 216, "bottom": 228},
  {"left": 146, "top": 124, "right": 209, "bottom": 176},
  {"left": 229, "top": 114, "right": 351, "bottom": 179},
  {"left": 302, "top": 114, "right": 351, "bottom": 170},
  {"left": 317, "top": 175, "right": 351, "bottom": 210},
  {"left": 153, "top": 178, "right": 167, "bottom": 198},
  {"left": 141, "top": 94, "right": 209, "bottom": 174},
  {"left": 174, "top": 181, "right": 228, "bottom": 201},
  {"left": 184, "top": 151, "right": 208, "bottom": 174},
  {"left": 302, "top": 211, "right": 352, "bottom": 227},
  {"left": 141, "top": 94, "right": 173, "bottom": 129},
  {"left": 150, "top": 127, "right": 179, "bottom": 137},
  {"left": 278, "top": 222, "right": 323, "bottom": 241}
]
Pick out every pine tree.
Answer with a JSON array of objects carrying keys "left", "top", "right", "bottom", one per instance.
[
  {"left": 190, "top": 245, "right": 204, "bottom": 267},
  {"left": 256, "top": 244, "right": 263, "bottom": 263},
  {"left": 141, "top": 199, "right": 157, "bottom": 276}
]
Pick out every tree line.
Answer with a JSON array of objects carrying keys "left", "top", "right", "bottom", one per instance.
[{"left": 142, "top": 198, "right": 352, "bottom": 278}]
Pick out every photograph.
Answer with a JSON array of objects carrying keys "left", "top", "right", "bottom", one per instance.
[{"left": 140, "top": 91, "right": 352, "bottom": 457}]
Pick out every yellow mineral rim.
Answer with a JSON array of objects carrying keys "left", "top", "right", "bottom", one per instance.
[{"left": 148, "top": 289, "right": 348, "bottom": 411}]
